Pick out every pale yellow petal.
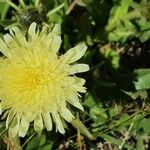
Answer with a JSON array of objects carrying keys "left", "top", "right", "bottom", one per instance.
[
  {"left": 52, "top": 112, "right": 65, "bottom": 134},
  {"left": 10, "top": 26, "right": 27, "bottom": 47},
  {"left": 10, "top": 26, "right": 22, "bottom": 36},
  {"left": 47, "top": 33, "right": 62, "bottom": 53},
  {"left": 42, "top": 113, "right": 52, "bottom": 131},
  {"left": 61, "top": 44, "right": 87, "bottom": 64},
  {"left": 9, "top": 115, "right": 20, "bottom": 137},
  {"left": 72, "top": 77, "right": 86, "bottom": 93},
  {"left": 69, "top": 64, "right": 89, "bottom": 74},
  {"left": 34, "top": 115, "right": 43, "bottom": 131},
  {"left": 3, "top": 34, "right": 23, "bottom": 57},
  {"left": 19, "top": 118, "right": 29, "bottom": 137},
  {"left": 6, "top": 109, "right": 15, "bottom": 129},
  {"left": 3, "top": 32, "right": 28, "bottom": 60},
  {"left": 51, "top": 24, "right": 61, "bottom": 35},
  {"left": 3, "top": 34, "right": 13, "bottom": 45},
  {"left": 28, "top": 22, "right": 38, "bottom": 40},
  {"left": 61, "top": 76, "right": 75, "bottom": 86},
  {"left": 75, "top": 77, "right": 85, "bottom": 85},
  {"left": 66, "top": 91, "right": 84, "bottom": 111},
  {"left": 23, "top": 111, "right": 36, "bottom": 122},
  {"left": 0, "top": 38, "right": 11, "bottom": 58},
  {"left": 60, "top": 108, "right": 74, "bottom": 122}
]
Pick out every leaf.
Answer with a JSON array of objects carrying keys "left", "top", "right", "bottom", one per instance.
[
  {"left": 39, "top": 144, "right": 53, "bottom": 150},
  {"left": 71, "top": 119, "right": 95, "bottom": 140},
  {"left": 25, "top": 133, "right": 47, "bottom": 150},
  {"left": 134, "top": 20, "right": 150, "bottom": 42},
  {"left": 106, "top": 0, "right": 133, "bottom": 31},
  {"left": 47, "top": 3, "right": 65, "bottom": 17},
  {"left": 0, "top": 20, "right": 16, "bottom": 27},
  {"left": 101, "top": 48, "right": 120, "bottom": 68},
  {"left": 137, "top": 119, "right": 150, "bottom": 135},
  {"left": 0, "top": 1, "right": 9, "bottom": 20},
  {"left": 136, "top": 135, "right": 145, "bottom": 150},
  {"left": 108, "top": 21, "right": 135, "bottom": 42},
  {"left": 49, "top": 13, "right": 63, "bottom": 24},
  {"left": 134, "top": 69, "right": 150, "bottom": 90},
  {"left": 90, "top": 105, "right": 108, "bottom": 127},
  {"left": 109, "top": 104, "right": 122, "bottom": 118},
  {"left": 83, "top": 93, "right": 98, "bottom": 108}
]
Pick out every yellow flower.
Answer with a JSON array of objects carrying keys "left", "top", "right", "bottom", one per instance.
[{"left": 0, "top": 23, "right": 89, "bottom": 137}]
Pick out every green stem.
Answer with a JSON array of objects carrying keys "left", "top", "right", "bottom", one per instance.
[
  {"left": 47, "top": 3, "right": 65, "bottom": 17},
  {"left": 5, "top": 0, "right": 21, "bottom": 12},
  {"left": 72, "top": 118, "right": 95, "bottom": 140},
  {"left": 119, "top": 115, "right": 137, "bottom": 149},
  {"left": 22, "top": 132, "right": 36, "bottom": 148},
  {"left": 106, "top": 9, "right": 141, "bottom": 31},
  {"left": 97, "top": 110, "right": 150, "bottom": 135},
  {"left": 35, "top": 0, "right": 40, "bottom": 8},
  {"left": 122, "top": 10, "right": 141, "bottom": 20},
  {"left": 19, "top": 0, "right": 26, "bottom": 9},
  {"left": 130, "top": 1, "right": 140, "bottom": 10}
]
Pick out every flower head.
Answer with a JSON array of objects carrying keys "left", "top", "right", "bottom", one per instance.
[{"left": 0, "top": 23, "right": 89, "bottom": 137}]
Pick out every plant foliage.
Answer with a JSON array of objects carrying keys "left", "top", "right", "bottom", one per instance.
[{"left": 0, "top": 0, "right": 150, "bottom": 149}]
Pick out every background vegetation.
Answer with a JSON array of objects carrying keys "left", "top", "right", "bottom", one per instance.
[{"left": 0, "top": 0, "right": 150, "bottom": 149}]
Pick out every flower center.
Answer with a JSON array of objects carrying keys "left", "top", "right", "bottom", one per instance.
[
  {"left": 27, "top": 74, "right": 42, "bottom": 86},
  {"left": 23, "top": 70, "right": 45, "bottom": 89}
]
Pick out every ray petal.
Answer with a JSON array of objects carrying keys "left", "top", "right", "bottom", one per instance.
[
  {"left": 28, "top": 22, "right": 38, "bottom": 41},
  {"left": 34, "top": 115, "right": 43, "bottom": 131},
  {"left": 19, "top": 117, "right": 29, "bottom": 137},
  {"left": 0, "top": 38, "right": 11, "bottom": 58},
  {"left": 60, "top": 108, "right": 74, "bottom": 122},
  {"left": 42, "top": 112, "right": 52, "bottom": 131},
  {"left": 10, "top": 26, "right": 27, "bottom": 47},
  {"left": 51, "top": 24, "right": 61, "bottom": 35},
  {"left": 6, "top": 109, "right": 15, "bottom": 129},
  {"left": 47, "top": 33, "right": 62, "bottom": 53},
  {"left": 66, "top": 91, "right": 84, "bottom": 111},
  {"left": 69, "top": 64, "right": 89, "bottom": 74},
  {"left": 9, "top": 114, "right": 20, "bottom": 137},
  {"left": 61, "top": 44, "right": 87, "bottom": 64},
  {"left": 52, "top": 112, "right": 65, "bottom": 134},
  {"left": 3, "top": 34, "right": 23, "bottom": 57},
  {"left": 71, "top": 77, "right": 86, "bottom": 93}
]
